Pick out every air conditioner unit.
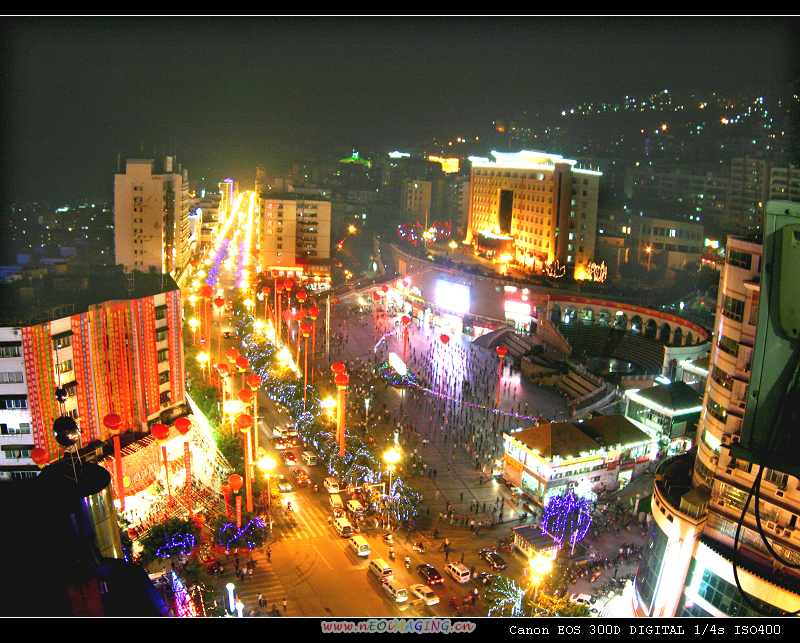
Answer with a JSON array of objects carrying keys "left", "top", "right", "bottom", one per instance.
[
  {"left": 726, "top": 468, "right": 733, "bottom": 475},
  {"left": 767, "top": 521, "right": 776, "bottom": 530}
]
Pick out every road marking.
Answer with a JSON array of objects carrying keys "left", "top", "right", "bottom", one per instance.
[{"left": 312, "top": 543, "right": 334, "bottom": 570}]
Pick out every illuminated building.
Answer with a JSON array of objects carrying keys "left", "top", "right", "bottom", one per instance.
[
  {"left": 427, "top": 156, "right": 460, "bottom": 174},
  {"left": 768, "top": 164, "right": 800, "bottom": 203},
  {"left": 728, "top": 157, "right": 768, "bottom": 235},
  {"left": 465, "top": 150, "right": 601, "bottom": 277},
  {"left": 633, "top": 236, "right": 800, "bottom": 617},
  {"left": 259, "top": 194, "right": 332, "bottom": 279},
  {"left": 0, "top": 269, "right": 186, "bottom": 480},
  {"left": 624, "top": 382, "right": 702, "bottom": 454},
  {"left": 502, "top": 415, "right": 656, "bottom": 507},
  {"left": 631, "top": 211, "right": 704, "bottom": 275},
  {"left": 401, "top": 178, "right": 447, "bottom": 224},
  {"left": 114, "top": 156, "right": 193, "bottom": 277}
]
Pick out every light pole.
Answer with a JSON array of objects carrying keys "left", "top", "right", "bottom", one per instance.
[
  {"left": 645, "top": 245, "right": 652, "bottom": 272},
  {"left": 258, "top": 455, "right": 276, "bottom": 525},
  {"left": 188, "top": 317, "right": 200, "bottom": 346},
  {"left": 196, "top": 351, "right": 210, "bottom": 381},
  {"left": 383, "top": 448, "right": 401, "bottom": 529},
  {"left": 528, "top": 550, "right": 555, "bottom": 611}
]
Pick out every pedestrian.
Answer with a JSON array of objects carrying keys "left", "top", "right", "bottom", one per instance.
[
  {"left": 282, "top": 598, "right": 287, "bottom": 612},
  {"left": 258, "top": 593, "right": 266, "bottom": 609},
  {"left": 460, "top": 552, "right": 465, "bottom": 564},
  {"left": 267, "top": 546, "right": 272, "bottom": 563}
]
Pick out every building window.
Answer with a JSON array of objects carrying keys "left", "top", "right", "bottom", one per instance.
[
  {"left": 0, "top": 343, "right": 22, "bottom": 358},
  {"left": 727, "top": 249, "right": 753, "bottom": 270},
  {"left": 692, "top": 567, "right": 788, "bottom": 616},
  {"left": 52, "top": 332, "right": 73, "bottom": 350},
  {"left": 717, "top": 335, "right": 740, "bottom": 358},
  {"left": 157, "top": 349, "right": 169, "bottom": 363},
  {"left": 636, "top": 523, "right": 669, "bottom": 615},
  {"left": 159, "top": 370, "right": 170, "bottom": 385},
  {"left": 721, "top": 296, "right": 745, "bottom": 323},
  {"left": 56, "top": 359, "right": 73, "bottom": 375},
  {"left": 1, "top": 396, "right": 28, "bottom": 410},
  {"left": 706, "top": 397, "right": 727, "bottom": 424},
  {"left": 0, "top": 371, "right": 24, "bottom": 384},
  {"left": 156, "top": 328, "right": 168, "bottom": 343},
  {"left": 159, "top": 390, "right": 171, "bottom": 407},
  {"left": 711, "top": 365, "right": 733, "bottom": 391},
  {"left": 155, "top": 305, "right": 167, "bottom": 320}
]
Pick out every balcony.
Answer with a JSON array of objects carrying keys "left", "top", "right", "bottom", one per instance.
[{"left": 653, "top": 451, "right": 709, "bottom": 524}]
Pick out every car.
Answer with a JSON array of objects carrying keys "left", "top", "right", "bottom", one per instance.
[
  {"left": 285, "top": 427, "right": 298, "bottom": 438},
  {"left": 292, "top": 469, "right": 310, "bottom": 486},
  {"left": 570, "top": 593, "right": 593, "bottom": 606},
  {"left": 273, "top": 439, "right": 288, "bottom": 451},
  {"left": 283, "top": 452, "right": 297, "bottom": 466},
  {"left": 323, "top": 477, "right": 340, "bottom": 494},
  {"left": 409, "top": 584, "right": 439, "bottom": 606},
  {"left": 445, "top": 562, "right": 471, "bottom": 584},
  {"left": 273, "top": 427, "right": 285, "bottom": 439},
  {"left": 416, "top": 563, "right": 444, "bottom": 586},
  {"left": 277, "top": 477, "right": 293, "bottom": 493},
  {"left": 479, "top": 548, "right": 507, "bottom": 571},
  {"left": 381, "top": 578, "right": 408, "bottom": 603},
  {"left": 473, "top": 571, "right": 497, "bottom": 586}
]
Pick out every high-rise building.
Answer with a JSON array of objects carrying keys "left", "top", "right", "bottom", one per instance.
[
  {"left": 727, "top": 157, "right": 769, "bottom": 236},
  {"left": 768, "top": 165, "right": 800, "bottom": 202},
  {"left": 466, "top": 150, "right": 601, "bottom": 278},
  {"left": 259, "top": 194, "right": 332, "bottom": 279},
  {"left": 114, "top": 157, "right": 192, "bottom": 277},
  {"left": 401, "top": 179, "right": 432, "bottom": 224},
  {"left": 445, "top": 176, "right": 471, "bottom": 238},
  {"left": 633, "top": 236, "right": 800, "bottom": 617},
  {"left": 0, "top": 268, "right": 186, "bottom": 480}
]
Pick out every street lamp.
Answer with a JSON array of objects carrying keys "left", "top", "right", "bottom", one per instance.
[
  {"left": 383, "top": 448, "right": 401, "bottom": 529},
  {"left": 257, "top": 455, "right": 277, "bottom": 524},
  {"left": 528, "top": 550, "right": 555, "bottom": 607},
  {"left": 645, "top": 245, "right": 653, "bottom": 272},
  {"left": 196, "top": 351, "right": 210, "bottom": 379},
  {"left": 188, "top": 317, "right": 200, "bottom": 345}
]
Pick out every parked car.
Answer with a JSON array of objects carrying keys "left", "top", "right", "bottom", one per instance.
[
  {"left": 473, "top": 571, "right": 497, "bottom": 586},
  {"left": 276, "top": 476, "right": 293, "bottom": 493},
  {"left": 479, "top": 548, "right": 507, "bottom": 571},
  {"left": 416, "top": 563, "right": 444, "bottom": 586},
  {"left": 283, "top": 452, "right": 297, "bottom": 466},
  {"left": 409, "top": 584, "right": 439, "bottom": 606},
  {"left": 274, "top": 439, "right": 288, "bottom": 451},
  {"left": 445, "top": 562, "right": 471, "bottom": 584},
  {"left": 323, "top": 477, "right": 341, "bottom": 494},
  {"left": 292, "top": 469, "right": 311, "bottom": 487}
]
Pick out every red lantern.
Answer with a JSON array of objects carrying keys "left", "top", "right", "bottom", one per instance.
[
  {"left": 236, "top": 356, "right": 249, "bottom": 370},
  {"left": 237, "top": 388, "right": 253, "bottom": 404},
  {"left": 225, "top": 347, "right": 239, "bottom": 361},
  {"left": 103, "top": 413, "right": 122, "bottom": 435},
  {"left": 216, "top": 362, "right": 230, "bottom": 376},
  {"left": 308, "top": 306, "right": 320, "bottom": 321},
  {"left": 496, "top": 345, "right": 508, "bottom": 358},
  {"left": 190, "top": 258, "right": 199, "bottom": 268},
  {"left": 300, "top": 321, "right": 313, "bottom": 337},
  {"left": 335, "top": 372, "right": 350, "bottom": 387},
  {"left": 261, "top": 286, "right": 270, "bottom": 296},
  {"left": 284, "top": 279, "right": 295, "bottom": 293},
  {"left": 372, "top": 291, "right": 381, "bottom": 302},
  {"left": 402, "top": 315, "right": 411, "bottom": 327},
  {"left": 381, "top": 284, "right": 389, "bottom": 293},
  {"left": 331, "top": 361, "right": 346, "bottom": 374},
  {"left": 275, "top": 279, "right": 284, "bottom": 293},
  {"left": 214, "top": 297, "right": 225, "bottom": 309},
  {"left": 228, "top": 474, "right": 244, "bottom": 493},
  {"left": 174, "top": 416, "right": 191, "bottom": 435},
  {"left": 296, "top": 290, "right": 308, "bottom": 304},
  {"left": 246, "top": 373, "right": 262, "bottom": 389},
  {"left": 440, "top": 334, "right": 450, "bottom": 345},
  {"left": 31, "top": 447, "right": 49, "bottom": 468},
  {"left": 199, "top": 284, "right": 213, "bottom": 298},
  {"left": 236, "top": 414, "right": 254, "bottom": 431},
  {"left": 151, "top": 423, "right": 169, "bottom": 442}
]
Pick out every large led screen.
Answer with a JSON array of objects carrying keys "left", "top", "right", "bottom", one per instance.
[{"left": 434, "top": 280, "right": 470, "bottom": 315}]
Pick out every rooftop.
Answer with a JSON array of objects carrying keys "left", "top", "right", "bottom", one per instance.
[
  {"left": 468, "top": 150, "right": 602, "bottom": 176},
  {"left": 627, "top": 382, "right": 703, "bottom": 415},
  {"left": 0, "top": 267, "right": 178, "bottom": 327},
  {"left": 507, "top": 414, "right": 651, "bottom": 460}
]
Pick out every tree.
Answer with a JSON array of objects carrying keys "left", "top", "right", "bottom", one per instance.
[{"left": 138, "top": 517, "right": 199, "bottom": 567}]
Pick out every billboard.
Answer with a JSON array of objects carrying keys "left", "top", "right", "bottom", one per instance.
[{"left": 434, "top": 280, "right": 470, "bottom": 315}]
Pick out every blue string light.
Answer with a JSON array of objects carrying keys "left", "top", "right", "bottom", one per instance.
[{"left": 540, "top": 490, "right": 592, "bottom": 554}]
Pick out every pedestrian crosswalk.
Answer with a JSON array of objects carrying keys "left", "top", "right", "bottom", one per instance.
[
  {"left": 273, "top": 498, "right": 333, "bottom": 541},
  {"left": 220, "top": 551, "right": 298, "bottom": 617}
]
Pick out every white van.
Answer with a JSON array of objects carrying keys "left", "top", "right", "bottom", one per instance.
[
  {"left": 445, "top": 562, "right": 471, "bottom": 583},
  {"left": 346, "top": 499, "right": 364, "bottom": 515},
  {"left": 381, "top": 578, "right": 408, "bottom": 603},
  {"left": 333, "top": 516, "right": 353, "bottom": 538},
  {"left": 301, "top": 451, "right": 318, "bottom": 466},
  {"left": 329, "top": 494, "right": 344, "bottom": 511},
  {"left": 368, "top": 558, "right": 393, "bottom": 581},
  {"left": 323, "top": 477, "right": 340, "bottom": 494},
  {"left": 349, "top": 535, "right": 370, "bottom": 557}
]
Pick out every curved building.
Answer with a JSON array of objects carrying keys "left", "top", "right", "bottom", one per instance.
[{"left": 633, "top": 236, "right": 800, "bottom": 616}]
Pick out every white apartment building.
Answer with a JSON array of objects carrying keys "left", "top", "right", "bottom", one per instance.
[
  {"left": 769, "top": 165, "right": 800, "bottom": 203},
  {"left": 114, "top": 157, "right": 192, "bottom": 276},
  {"left": 260, "top": 195, "right": 332, "bottom": 277}
]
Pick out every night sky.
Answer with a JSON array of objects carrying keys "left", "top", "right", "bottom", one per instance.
[{"left": 2, "top": 17, "right": 797, "bottom": 201}]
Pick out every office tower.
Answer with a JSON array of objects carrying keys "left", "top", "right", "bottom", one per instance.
[{"left": 466, "top": 150, "right": 601, "bottom": 278}]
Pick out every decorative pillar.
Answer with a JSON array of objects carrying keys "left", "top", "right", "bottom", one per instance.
[
  {"left": 308, "top": 305, "right": 320, "bottom": 383},
  {"left": 401, "top": 315, "right": 411, "bottom": 362},
  {"left": 300, "top": 321, "right": 312, "bottom": 409},
  {"left": 228, "top": 474, "right": 244, "bottom": 529},
  {"left": 236, "top": 414, "right": 255, "bottom": 514},
  {"left": 334, "top": 369, "right": 349, "bottom": 458},
  {"left": 175, "top": 417, "right": 192, "bottom": 505},
  {"left": 151, "top": 423, "right": 172, "bottom": 500},
  {"left": 246, "top": 373, "right": 262, "bottom": 458},
  {"left": 495, "top": 345, "right": 508, "bottom": 408},
  {"left": 103, "top": 413, "right": 125, "bottom": 512},
  {"left": 222, "top": 483, "right": 232, "bottom": 520}
]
